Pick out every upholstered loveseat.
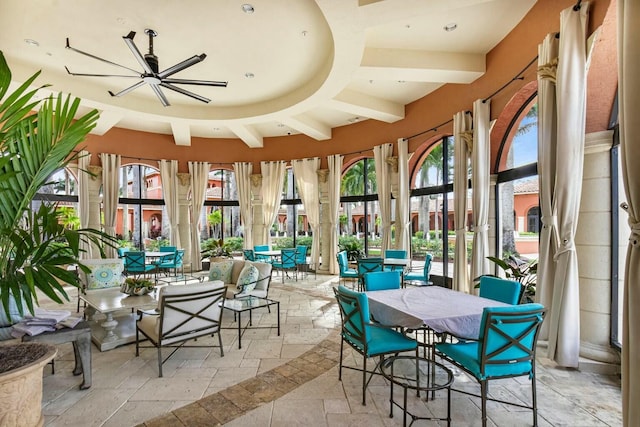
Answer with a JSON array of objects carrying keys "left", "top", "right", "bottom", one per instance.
[{"left": 208, "top": 259, "right": 273, "bottom": 299}]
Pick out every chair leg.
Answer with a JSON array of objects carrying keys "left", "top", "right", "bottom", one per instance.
[
  {"left": 480, "top": 380, "right": 488, "bottom": 427},
  {"left": 362, "top": 355, "right": 367, "bottom": 405},
  {"left": 338, "top": 339, "right": 344, "bottom": 381},
  {"left": 532, "top": 374, "right": 538, "bottom": 427},
  {"left": 157, "top": 346, "right": 163, "bottom": 378},
  {"left": 217, "top": 330, "right": 224, "bottom": 357},
  {"left": 135, "top": 328, "right": 140, "bottom": 357}
]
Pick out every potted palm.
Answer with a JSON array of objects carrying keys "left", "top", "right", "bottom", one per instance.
[{"left": 0, "top": 51, "right": 110, "bottom": 426}]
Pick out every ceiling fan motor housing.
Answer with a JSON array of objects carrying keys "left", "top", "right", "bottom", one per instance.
[{"left": 144, "top": 54, "right": 159, "bottom": 74}]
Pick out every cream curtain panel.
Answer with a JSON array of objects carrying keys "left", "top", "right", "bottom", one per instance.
[
  {"left": 233, "top": 162, "right": 254, "bottom": 250},
  {"left": 188, "top": 161, "right": 209, "bottom": 271},
  {"left": 292, "top": 158, "right": 321, "bottom": 270},
  {"left": 470, "top": 100, "right": 491, "bottom": 282},
  {"left": 260, "top": 161, "right": 287, "bottom": 246},
  {"left": 618, "top": 0, "right": 640, "bottom": 423},
  {"left": 159, "top": 160, "right": 180, "bottom": 248},
  {"left": 373, "top": 143, "right": 393, "bottom": 254},
  {"left": 453, "top": 111, "right": 472, "bottom": 293},
  {"left": 100, "top": 153, "right": 120, "bottom": 258},
  {"left": 546, "top": 3, "right": 589, "bottom": 368},
  {"left": 396, "top": 138, "right": 411, "bottom": 254},
  {"left": 537, "top": 32, "right": 560, "bottom": 341},
  {"left": 327, "top": 154, "right": 343, "bottom": 274},
  {"left": 77, "top": 150, "right": 91, "bottom": 259}
]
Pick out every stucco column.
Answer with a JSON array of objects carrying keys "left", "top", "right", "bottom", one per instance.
[
  {"left": 87, "top": 165, "right": 103, "bottom": 257},
  {"left": 250, "top": 174, "right": 265, "bottom": 246},
  {"left": 177, "top": 173, "right": 192, "bottom": 271},
  {"left": 576, "top": 130, "right": 619, "bottom": 365},
  {"left": 387, "top": 156, "right": 399, "bottom": 248},
  {"left": 317, "top": 169, "right": 330, "bottom": 274}
]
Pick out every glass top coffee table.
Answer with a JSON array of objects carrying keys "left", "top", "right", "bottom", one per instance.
[
  {"left": 222, "top": 295, "right": 280, "bottom": 349},
  {"left": 380, "top": 355, "right": 454, "bottom": 427}
]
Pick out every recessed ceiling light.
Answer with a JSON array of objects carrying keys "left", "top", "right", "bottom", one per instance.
[
  {"left": 397, "top": 80, "right": 406, "bottom": 83},
  {"left": 24, "top": 39, "right": 39, "bottom": 47},
  {"left": 301, "top": 30, "right": 308, "bottom": 37},
  {"left": 277, "top": 124, "right": 285, "bottom": 128},
  {"left": 347, "top": 117, "right": 361, "bottom": 123},
  {"left": 443, "top": 23, "right": 457, "bottom": 32},
  {"left": 244, "top": 72, "right": 254, "bottom": 79},
  {"left": 242, "top": 4, "right": 254, "bottom": 14}
]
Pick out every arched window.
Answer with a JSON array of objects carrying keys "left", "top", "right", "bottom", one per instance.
[
  {"left": 117, "top": 163, "right": 163, "bottom": 249},
  {"left": 410, "top": 136, "right": 454, "bottom": 279},
  {"left": 33, "top": 167, "right": 79, "bottom": 229},
  {"left": 527, "top": 206, "right": 540, "bottom": 233},
  {"left": 340, "top": 158, "right": 378, "bottom": 255},
  {"left": 202, "top": 168, "right": 241, "bottom": 247},
  {"left": 495, "top": 98, "right": 539, "bottom": 260}
]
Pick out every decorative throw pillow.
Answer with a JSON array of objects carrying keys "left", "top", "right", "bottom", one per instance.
[
  {"left": 85, "top": 260, "right": 125, "bottom": 290},
  {"left": 236, "top": 264, "right": 259, "bottom": 293},
  {"left": 208, "top": 260, "right": 234, "bottom": 283}
]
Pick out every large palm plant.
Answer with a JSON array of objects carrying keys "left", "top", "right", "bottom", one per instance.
[{"left": 0, "top": 51, "right": 109, "bottom": 320}]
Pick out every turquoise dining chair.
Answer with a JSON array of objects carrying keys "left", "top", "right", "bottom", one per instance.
[
  {"left": 479, "top": 276, "right": 522, "bottom": 305},
  {"left": 272, "top": 248, "right": 297, "bottom": 283},
  {"left": 337, "top": 251, "right": 358, "bottom": 287},
  {"left": 383, "top": 249, "right": 407, "bottom": 272},
  {"left": 156, "top": 249, "right": 185, "bottom": 278},
  {"left": 403, "top": 253, "right": 433, "bottom": 286},
  {"left": 243, "top": 249, "right": 256, "bottom": 261},
  {"left": 294, "top": 245, "right": 312, "bottom": 278},
  {"left": 254, "top": 245, "right": 271, "bottom": 263},
  {"left": 334, "top": 285, "right": 417, "bottom": 405},
  {"left": 124, "top": 251, "right": 156, "bottom": 278},
  {"left": 363, "top": 270, "right": 401, "bottom": 292},
  {"left": 435, "top": 303, "right": 546, "bottom": 427},
  {"left": 357, "top": 257, "right": 383, "bottom": 292}
]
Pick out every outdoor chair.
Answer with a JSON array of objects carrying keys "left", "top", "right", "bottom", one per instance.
[
  {"left": 363, "top": 270, "right": 402, "bottom": 292},
  {"left": 383, "top": 249, "right": 407, "bottom": 272},
  {"left": 254, "top": 245, "right": 271, "bottom": 263},
  {"left": 403, "top": 253, "right": 433, "bottom": 286},
  {"left": 334, "top": 285, "right": 418, "bottom": 405},
  {"left": 435, "top": 303, "right": 546, "bottom": 427},
  {"left": 243, "top": 249, "right": 256, "bottom": 261},
  {"left": 124, "top": 251, "right": 156, "bottom": 279},
  {"left": 272, "top": 248, "right": 297, "bottom": 283},
  {"left": 157, "top": 249, "right": 185, "bottom": 278},
  {"left": 295, "top": 245, "right": 313, "bottom": 278},
  {"left": 479, "top": 276, "right": 522, "bottom": 305},
  {"left": 135, "top": 281, "right": 227, "bottom": 377},
  {"left": 77, "top": 258, "right": 125, "bottom": 312},
  {"left": 357, "top": 257, "right": 383, "bottom": 292},
  {"left": 160, "top": 246, "right": 177, "bottom": 253},
  {"left": 116, "top": 247, "right": 130, "bottom": 258},
  {"left": 337, "top": 250, "right": 358, "bottom": 287}
]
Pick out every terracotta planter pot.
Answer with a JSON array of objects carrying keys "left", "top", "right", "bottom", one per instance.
[{"left": 0, "top": 343, "right": 57, "bottom": 427}]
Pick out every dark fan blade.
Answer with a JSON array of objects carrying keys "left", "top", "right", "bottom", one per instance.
[
  {"left": 66, "top": 38, "right": 141, "bottom": 75},
  {"left": 149, "top": 84, "right": 170, "bottom": 107},
  {"left": 162, "top": 78, "right": 227, "bottom": 87},
  {"left": 122, "top": 31, "right": 154, "bottom": 74},
  {"left": 65, "top": 66, "right": 141, "bottom": 78},
  {"left": 108, "top": 80, "right": 146, "bottom": 97},
  {"left": 157, "top": 54, "right": 205, "bottom": 79},
  {"left": 160, "top": 82, "right": 210, "bottom": 103}
]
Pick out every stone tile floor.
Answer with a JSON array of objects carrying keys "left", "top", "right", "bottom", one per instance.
[{"left": 35, "top": 273, "right": 621, "bottom": 426}]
